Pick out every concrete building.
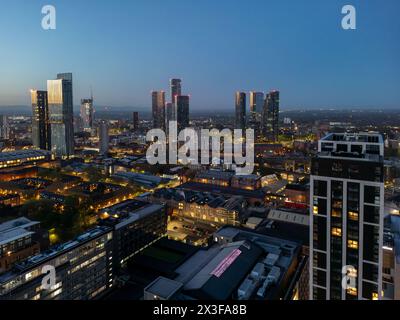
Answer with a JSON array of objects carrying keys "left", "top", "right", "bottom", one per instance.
[
  {"left": 99, "top": 199, "right": 167, "bottom": 269},
  {"left": 0, "top": 218, "right": 49, "bottom": 274},
  {"left": 0, "top": 226, "right": 113, "bottom": 300}
]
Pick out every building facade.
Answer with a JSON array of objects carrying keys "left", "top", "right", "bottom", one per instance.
[
  {"left": 310, "top": 133, "right": 384, "bottom": 300},
  {"left": 235, "top": 92, "right": 246, "bottom": 131},
  {"left": 0, "top": 218, "right": 48, "bottom": 274},
  {"left": 0, "top": 226, "right": 112, "bottom": 300},
  {"left": 47, "top": 73, "right": 74, "bottom": 158},
  {"left": 31, "top": 90, "right": 51, "bottom": 150},
  {"left": 0, "top": 115, "right": 10, "bottom": 140},
  {"left": 263, "top": 90, "right": 280, "bottom": 142},
  {"left": 100, "top": 200, "right": 167, "bottom": 268},
  {"left": 176, "top": 95, "right": 190, "bottom": 132},
  {"left": 152, "top": 91, "right": 166, "bottom": 130},
  {"left": 80, "top": 98, "right": 94, "bottom": 132},
  {"left": 132, "top": 112, "right": 139, "bottom": 131},
  {"left": 99, "top": 120, "right": 109, "bottom": 155},
  {"left": 170, "top": 78, "right": 182, "bottom": 105}
]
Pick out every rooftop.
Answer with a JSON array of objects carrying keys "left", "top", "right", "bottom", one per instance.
[
  {"left": 174, "top": 240, "right": 263, "bottom": 300},
  {"left": 318, "top": 132, "right": 384, "bottom": 161},
  {"left": 0, "top": 217, "right": 39, "bottom": 234},
  {"left": 321, "top": 132, "right": 383, "bottom": 144},
  {"left": 0, "top": 226, "right": 112, "bottom": 282},
  {"left": 144, "top": 277, "right": 183, "bottom": 300},
  {"left": 100, "top": 199, "right": 164, "bottom": 230},
  {"left": 152, "top": 187, "right": 245, "bottom": 211},
  {"left": 178, "top": 182, "right": 266, "bottom": 199},
  {"left": 0, "top": 149, "right": 50, "bottom": 162},
  {"left": 195, "top": 170, "right": 234, "bottom": 181}
]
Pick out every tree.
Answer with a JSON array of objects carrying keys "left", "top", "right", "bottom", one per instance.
[
  {"left": 84, "top": 167, "right": 103, "bottom": 183},
  {"left": 19, "top": 199, "right": 59, "bottom": 229}
]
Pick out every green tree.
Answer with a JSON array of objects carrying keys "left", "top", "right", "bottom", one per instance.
[
  {"left": 84, "top": 167, "right": 104, "bottom": 183},
  {"left": 19, "top": 199, "right": 60, "bottom": 229}
]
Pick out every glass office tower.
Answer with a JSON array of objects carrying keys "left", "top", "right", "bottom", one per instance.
[
  {"left": 31, "top": 90, "right": 51, "bottom": 150},
  {"left": 47, "top": 73, "right": 74, "bottom": 158}
]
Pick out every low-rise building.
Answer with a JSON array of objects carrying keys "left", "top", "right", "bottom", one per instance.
[
  {"left": 0, "top": 150, "right": 51, "bottom": 170},
  {"left": 231, "top": 174, "right": 262, "bottom": 190},
  {"left": 150, "top": 188, "right": 246, "bottom": 226},
  {"left": 0, "top": 226, "right": 113, "bottom": 300},
  {"left": 193, "top": 170, "right": 234, "bottom": 187},
  {"left": 144, "top": 227, "right": 309, "bottom": 300},
  {"left": 0, "top": 194, "right": 20, "bottom": 207},
  {"left": 99, "top": 199, "right": 167, "bottom": 269},
  {"left": 0, "top": 218, "right": 49, "bottom": 274}
]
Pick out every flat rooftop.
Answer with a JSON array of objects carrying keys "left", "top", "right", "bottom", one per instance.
[
  {"left": 145, "top": 276, "right": 183, "bottom": 299},
  {"left": 321, "top": 132, "right": 383, "bottom": 144},
  {"left": 0, "top": 217, "right": 38, "bottom": 233},
  {"left": 0, "top": 225, "right": 112, "bottom": 281},
  {"left": 178, "top": 182, "right": 266, "bottom": 199},
  {"left": 0, "top": 149, "right": 50, "bottom": 162},
  {"left": 152, "top": 187, "right": 245, "bottom": 211},
  {"left": 100, "top": 199, "right": 164, "bottom": 230}
]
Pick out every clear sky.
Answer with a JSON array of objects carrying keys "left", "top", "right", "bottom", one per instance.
[{"left": 0, "top": 0, "right": 399, "bottom": 110}]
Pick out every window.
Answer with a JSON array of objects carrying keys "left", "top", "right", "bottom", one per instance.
[
  {"left": 348, "top": 211, "right": 359, "bottom": 221},
  {"left": 337, "top": 144, "right": 348, "bottom": 152},
  {"left": 332, "top": 162, "right": 343, "bottom": 173},
  {"left": 351, "top": 145, "right": 362, "bottom": 154},
  {"left": 314, "top": 180, "right": 327, "bottom": 197},
  {"left": 347, "top": 287, "right": 357, "bottom": 296},
  {"left": 364, "top": 186, "right": 380, "bottom": 205},
  {"left": 348, "top": 240, "right": 358, "bottom": 250},
  {"left": 332, "top": 209, "right": 342, "bottom": 218},
  {"left": 332, "top": 228, "right": 342, "bottom": 237}
]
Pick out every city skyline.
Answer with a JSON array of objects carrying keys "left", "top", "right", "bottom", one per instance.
[{"left": 0, "top": 0, "right": 399, "bottom": 110}]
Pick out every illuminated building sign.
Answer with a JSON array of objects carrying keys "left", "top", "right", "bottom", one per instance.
[{"left": 210, "top": 249, "right": 242, "bottom": 278}]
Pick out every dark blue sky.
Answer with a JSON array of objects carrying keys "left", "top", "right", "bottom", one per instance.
[{"left": 0, "top": 0, "right": 399, "bottom": 110}]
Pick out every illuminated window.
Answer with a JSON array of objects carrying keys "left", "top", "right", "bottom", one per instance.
[
  {"left": 347, "top": 287, "right": 357, "bottom": 296},
  {"left": 372, "top": 292, "right": 378, "bottom": 300},
  {"left": 348, "top": 211, "right": 359, "bottom": 221},
  {"left": 348, "top": 240, "right": 358, "bottom": 249},
  {"left": 332, "top": 228, "right": 342, "bottom": 237},
  {"left": 332, "top": 209, "right": 342, "bottom": 217},
  {"left": 313, "top": 206, "right": 318, "bottom": 215}
]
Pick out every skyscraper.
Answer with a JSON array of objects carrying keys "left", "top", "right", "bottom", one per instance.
[
  {"left": 262, "top": 90, "right": 280, "bottom": 142},
  {"left": 235, "top": 92, "right": 246, "bottom": 131},
  {"left": 132, "top": 112, "right": 139, "bottom": 131},
  {"left": 249, "top": 91, "right": 264, "bottom": 133},
  {"left": 31, "top": 90, "right": 51, "bottom": 150},
  {"left": 0, "top": 115, "right": 10, "bottom": 140},
  {"left": 310, "top": 133, "right": 384, "bottom": 300},
  {"left": 152, "top": 91, "right": 166, "bottom": 130},
  {"left": 165, "top": 102, "right": 175, "bottom": 136},
  {"left": 99, "top": 120, "right": 109, "bottom": 155},
  {"left": 80, "top": 98, "right": 94, "bottom": 132},
  {"left": 47, "top": 73, "right": 74, "bottom": 158},
  {"left": 170, "top": 79, "right": 182, "bottom": 105},
  {"left": 176, "top": 95, "right": 190, "bottom": 132},
  {"left": 249, "top": 91, "right": 264, "bottom": 114}
]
